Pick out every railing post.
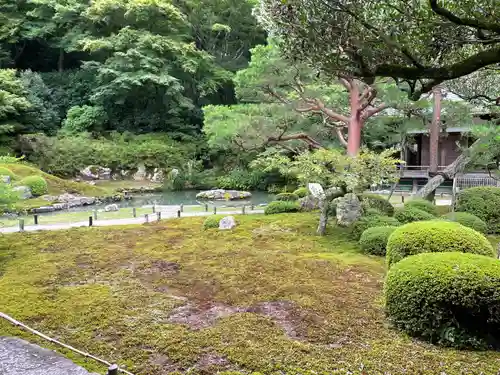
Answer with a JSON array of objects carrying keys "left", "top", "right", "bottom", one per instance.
[
  {"left": 132, "top": 207, "right": 137, "bottom": 218},
  {"left": 93, "top": 210, "right": 98, "bottom": 220},
  {"left": 157, "top": 212, "right": 161, "bottom": 221},
  {"left": 177, "top": 210, "right": 181, "bottom": 218},
  {"left": 251, "top": 204, "right": 254, "bottom": 211},
  {"left": 152, "top": 205, "right": 156, "bottom": 214},
  {"left": 180, "top": 204, "right": 184, "bottom": 213},
  {"left": 89, "top": 216, "right": 93, "bottom": 227},
  {"left": 242, "top": 205, "right": 246, "bottom": 215},
  {"left": 144, "top": 214, "right": 149, "bottom": 223},
  {"left": 34, "top": 214, "right": 38, "bottom": 225},
  {"left": 107, "top": 364, "right": 118, "bottom": 375},
  {"left": 19, "top": 219, "right": 25, "bottom": 232},
  {"left": 213, "top": 206, "right": 217, "bottom": 215},
  {"left": 205, "top": 203, "right": 208, "bottom": 212}
]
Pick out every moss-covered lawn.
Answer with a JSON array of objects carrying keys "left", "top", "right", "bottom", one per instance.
[{"left": 1, "top": 213, "right": 499, "bottom": 375}]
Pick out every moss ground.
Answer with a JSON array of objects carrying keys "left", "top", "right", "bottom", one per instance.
[{"left": 1, "top": 213, "right": 499, "bottom": 375}]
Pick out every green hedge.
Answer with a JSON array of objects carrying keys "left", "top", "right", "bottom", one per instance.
[
  {"left": 0, "top": 167, "right": 15, "bottom": 179},
  {"left": 18, "top": 176, "right": 48, "bottom": 196},
  {"left": 394, "top": 206, "right": 435, "bottom": 224},
  {"left": 441, "top": 212, "right": 488, "bottom": 234},
  {"left": 404, "top": 198, "right": 437, "bottom": 215},
  {"left": 386, "top": 220, "right": 494, "bottom": 266},
  {"left": 293, "top": 187, "right": 308, "bottom": 198},
  {"left": 359, "top": 193, "right": 394, "bottom": 216},
  {"left": 385, "top": 252, "right": 500, "bottom": 348},
  {"left": 264, "top": 201, "right": 300, "bottom": 215},
  {"left": 203, "top": 215, "right": 225, "bottom": 230},
  {"left": 359, "top": 226, "right": 398, "bottom": 256},
  {"left": 275, "top": 193, "right": 299, "bottom": 202},
  {"left": 455, "top": 186, "right": 500, "bottom": 233},
  {"left": 351, "top": 214, "right": 400, "bottom": 240}
]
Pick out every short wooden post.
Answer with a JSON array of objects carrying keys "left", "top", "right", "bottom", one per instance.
[
  {"left": 157, "top": 212, "right": 161, "bottom": 221},
  {"left": 88, "top": 216, "right": 93, "bottom": 227},
  {"left": 205, "top": 203, "right": 208, "bottom": 212},
  {"left": 93, "top": 210, "right": 98, "bottom": 220},
  {"left": 107, "top": 364, "right": 118, "bottom": 375},
  {"left": 34, "top": 214, "right": 38, "bottom": 225},
  {"left": 242, "top": 205, "right": 246, "bottom": 214},
  {"left": 401, "top": 195, "right": 405, "bottom": 203},
  {"left": 251, "top": 204, "right": 254, "bottom": 211},
  {"left": 213, "top": 206, "right": 217, "bottom": 215},
  {"left": 19, "top": 219, "right": 25, "bottom": 232},
  {"left": 152, "top": 205, "right": 156, "bottom": 214},
  {"left": 144, "top": 214, "right": 149, "bottom": 223},
  {"left": 177, "top": 210, "right": 181, "bottom": 218},
  {"left": 180, "top": 204, "right": 184, "bottom": 213},
  {"left": 132, "top": 207, "right": 137, "bottom": 218}
]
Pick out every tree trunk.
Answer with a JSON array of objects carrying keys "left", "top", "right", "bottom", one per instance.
[
  {"left": 347, "top": 82, "right": 362, "bottom": 156},
  {"left": 416, "top": 146, "right": 474, "bottom": 199},
  {"left": 316, "top": 198, "right": 329, "bottom": 235},
  {"left": 429, "top": 85, "right": 441, "bottom": 174},
  {"left": 58, "top": 48, "right": 64, "bottom": 72}
]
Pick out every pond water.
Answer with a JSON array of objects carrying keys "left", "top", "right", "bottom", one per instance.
[{"left": 38, "top": 190, "right": 275, "bottom": 216}]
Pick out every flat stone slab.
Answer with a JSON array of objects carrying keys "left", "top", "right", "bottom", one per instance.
[{"left": 0, "top": 337, "right": 99, "bottom": 375}]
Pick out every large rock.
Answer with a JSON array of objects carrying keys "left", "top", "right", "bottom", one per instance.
[
  {"left": 1, "top": 175, "right": 11, "bottom": 184},
  {"left": 196, "top": 189, "right": 252, "bottom": 201},
  {"left": 133, "top": 163, "right": 147, "bottom": 181},
  {"left": 219, "top": 216, "right": 237, "bottom": 230},
  {"left": 298, "top": 195, "right": 320, "bottom": 211},
  {"left": 80, "top": 165, "right": 111, "bottom": 180},
  {"left": 151, "top": 168, "right": 165, "bottom": 183},
  {"left": 0, "top": 336, "right": 99, "bottom": 375},
  {"left": 104, "top": 204, "right": 119, "bottom": 212},
  {"left": 56, "top": 193, "right": 96, "bottom": 207},
  {"left": 14, "top": 186, "right": 32, "bottom": 200},
  {"left": 334, "top": 193, "right": 363, "bottom": 227}
]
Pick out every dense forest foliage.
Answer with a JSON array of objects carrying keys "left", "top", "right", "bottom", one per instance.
[{"left": 1, "top": 0, "right": 499, "bottom": 192}]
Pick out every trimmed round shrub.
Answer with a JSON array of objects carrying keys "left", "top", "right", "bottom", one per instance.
[
  {"left": 386, "top": 220, "right": 494, "bottom": 266},
  {"left": 350, "top": 214, "right": 400, "bottom": 239},
  {"left": 404, "top": 198, "right": 437, "bottom": 215},
  {"left": 442, "top": 212, "right": 488, "bottom": 234},
  {"left": 293, "top": 187, "right": 308, "bottom": 198},
  {"left": 203, "top": 215, "right": 225, "bottom": 230},
  {"left": 0, "top": 167, "right": 15, "bottom": 179},
  {"left": 359, "top": 226, "right": 398, "bottom": 256},
  {"left": 385, "top": 252, "right": 500, "bottom": 348},
  {"left": 275, "top": 192, "right": 299, "bottom": 202},
  {"left": 359, "top": 193, "right": 394, "bottom": 216},
  {"left": 394, "top": 206, "right": 435, "bottom": 224},
  {"left": 455, "top": 186, "right": 500, "bottom": 233},
  {"left": 18, "top": 176, "right": 48, "bottom": 196},
  {"left": 264, "top": 201, "right": 300, "bottom": 215}
]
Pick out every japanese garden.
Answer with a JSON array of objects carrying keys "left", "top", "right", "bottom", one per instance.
[{"left": 0, "top": 0, "right": 500, "bottom": 374}]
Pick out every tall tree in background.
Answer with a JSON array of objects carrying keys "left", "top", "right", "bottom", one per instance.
[{"left": 257, "top": 0, "right": 500, "bottom": 99}]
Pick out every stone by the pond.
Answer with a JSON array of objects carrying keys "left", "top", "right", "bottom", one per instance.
[
  {"left": 0, "top": 337, "right": 99, "bottom": 375},
  {"left": 105, "top": 204, "right": 119, "bottom": 212},
  {"left": 219, "top": 216, "right": 237, "bottom": 230},
  {"left": 32, "top": 206, "right": 56, "bottom": 213},
  {"left": 13, "top": 186, "right": 32, "bottom": 200},
  {"left": 151, "top": 168, "right": 165, "bottom": 183},
  {"left": 334, "top": 193, "right": 363, "bottom": 227},
  {"left": 1, "top": 175, "right": 11, "bottom": 184},
  {"left": 196, "top": 189, "right": 252, "bottom": 201},
  {"left": 133, "top": 163, "right": 147, "bottom": 181},
  {"left": 298, "top": 195, "right": 319, "bottom": 211},
  {"left": 57, "top": 193, "right": 96, "bottom": 207},
  {"left": 80, "top": 165, "right": 111, "bottom": 180}
]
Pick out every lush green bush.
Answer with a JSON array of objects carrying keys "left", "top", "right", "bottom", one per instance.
[
  {"left": 293, "top": 187, "right": 308, "bottom": 198},
  {"left": 385, "top": 252, "right": 500, "bottom": 348},
  {"left": 351, "top": 215, "right": 400, "bottom": 239},
  {"left": 275, "top": 193, "right": 299, "bottom": 201},
  {"left": 386, "top": 220, "right": 494, "bottom": 266},
  {"left": 0, "top": 183, "right": 18, "bottom": 213},
  {"left": 0, "top": 167, "right": 15, "bottom": 178},
  {"left": 364, "top": 208, "right": 383, "bottom": 216},
  {"left": 359, "top": 226, "right": 398, "bottom": 256},
  {"left": 359, "top": 193, "right": 394, "bottom": 216},
  {"left": 394, "top": 206, "right": 435, "bottom": 224},
  {"left": 404, "top": 198, "right": 437, "bottom": 215},
  {"left": 455, "top": 186, "right": 500, "bottom": 233},
  {"left": 203, "top": 215, "right": 226, "bottom": 230},
  {"left": 17, "top": 176, "right": 48, "bottom": 196},
  {"left": 264, "top": 201, "right": 300, "bottom": 215},
  {"left": 442, "top": 212, "right": 488, "bottom": 234}
]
